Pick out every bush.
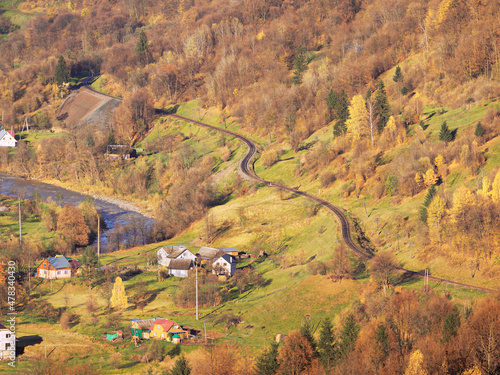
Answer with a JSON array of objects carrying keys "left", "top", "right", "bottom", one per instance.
[
  {"left": 320, "top": 170, "right": 336, "bottom": 188},
  {"left": 261, "top": 149, "right": 279, "bottom": 167}
]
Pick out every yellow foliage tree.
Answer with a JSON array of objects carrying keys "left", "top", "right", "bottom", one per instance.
[
  {"left": 415, "top": 172, "right": 423, "bottom": 187},
  {"left": 491, "top": 171, "right": 500, "bottom": 203},
  {"left": 427, "top": 196, "right": 446, "bottom": 244},
  {"left": 346, "top": 95, "right": 369, "bottom": 143},
  {"left": 404, "top": 349, "right": 429, "bottom": 375},
  {"left": 451, "top": 186, "right": 475, "bottom": 222},
  {"left": 478, "top": 176, "right": 490, "bottom": 198},
  {"left": 110, "top": 277, "right": 128, "bottom": 310},
  {"left": 423, "top": 169, "right": 438, "bottom": 186},
  {"left": 462, "top": 366, "right": 482, "bottom": 375}
]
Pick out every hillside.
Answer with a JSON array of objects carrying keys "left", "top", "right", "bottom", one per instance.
[{"left": 0, "top": 0, "right": 500, "bottom": 373}]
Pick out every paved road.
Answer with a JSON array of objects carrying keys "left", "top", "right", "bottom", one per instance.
[{"left": 83, "top": 77, "right": 497, "bottom": 293}]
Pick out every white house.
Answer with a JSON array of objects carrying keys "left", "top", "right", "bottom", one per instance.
[
  {"left": 157, "top": 246, "right": 196, "bottom": 267},
  {"left": 0, "top": 324, "right": 15, "bottom": 360},
  {"left": 0, "top": 129, "right": 16, "bottom": 148},
  {"left": 212, "top": 254, "right": 237, "bottom": 278},
  {"left": 168, "top": 259, "right": 194, "bottom": 278}
]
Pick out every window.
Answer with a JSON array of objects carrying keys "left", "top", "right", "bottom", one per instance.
[
  {"left": 57, "top": 271, "right": 61, "bottom": 275},
  {"left": 5, "top": 343, "right": 10, "bottom": 349},
  {"left": 154, "top": 332, "right": 157, "bottom": 337},
  {"left": 157, "top": 325, "right": 161, "bottom": 329},
  {"left": 6, "top": 334, "right": 10, "bottom": 338},
  {"left": 161, "top": 333, "right": 164, "bottom": 338}
]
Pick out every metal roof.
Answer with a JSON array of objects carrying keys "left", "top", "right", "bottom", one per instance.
[{"left": 47, "top": 256, "right": 71, "bottom": 269}]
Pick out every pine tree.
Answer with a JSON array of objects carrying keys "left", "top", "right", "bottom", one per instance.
[
  {"left": 255, "top": 341, "right": 279, "bottom": 375},
  {"left": 374, "top": 80, "right": 391, "bottom": 133},
  {"left": 318, "top": 318, "right": 336, "bottom": 370},
  {"left": 110, "top": 276, "right": 128, "bottom": 310},
  {"left": 345, "top": 94, "right": 369, "bottom": 142},
  {"left": 169, "top": 354, "right": 191, "bottom": 375},
  {"left": 136, "top": 29, "right": 149, "bottom": 65},
  {"left": 333, "top": 89, "right": 349, "bottom": 137},
  {"left": 420, "top": 184, "right": 437, "bottom": 222},
  {"left": 300, "top": 319, "right": 317, "bottom": 355},
  {"left": 339, "top": 315, "right": 360, "bottom": 359},
  {"left": 438, "top": 121, "right": 453, "bottom": 142},
  {"left": 292, "top": 45, "right": 308, "bottom": 85},
  {"left": 327, "top": 89, "right": 337, "bottom": 121},
  {"left": 54, "top": 55, "right": 70, "bottom": 86},
  {"left": 474, "top": 121, "right": 485, "bottom": 137},
  {"left": 393, "top": 66, "right": 403, "bottom": 82},
  {"left": 442, "top": 306, "right": 461, "bottom": 343},
  {"left": 372, "top": 323, "right": 390, "bottom": 371}
]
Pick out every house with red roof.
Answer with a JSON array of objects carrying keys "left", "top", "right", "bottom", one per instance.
[
  {"left": 0, "top": 128, "right": 16, "bottom": 148},
  {"left": 149, "top": 318, "right": 188, "bottom": 342}
]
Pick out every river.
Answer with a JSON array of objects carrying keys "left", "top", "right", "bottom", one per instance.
[{"left": 0, "top": 173, "right": 154, "bottom": 251}]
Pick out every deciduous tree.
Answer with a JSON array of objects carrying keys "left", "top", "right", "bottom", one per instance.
[
  {"left": 57, "top": 204, "right": 90, "bottom": 250},
  {"left": 346, "top": 95, "right": 369, "bottom": 143},
  {"left": 110, "top": 276, "right": 128, "bottom": 310},
  {"left": 277, "top": 330, "right": 314, "bottom": 375}
]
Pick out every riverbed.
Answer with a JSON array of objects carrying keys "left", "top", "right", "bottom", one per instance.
[{"left": 0, "top": 172, "right": 154, "bottom": 251}]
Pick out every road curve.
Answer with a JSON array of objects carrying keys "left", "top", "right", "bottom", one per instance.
[{"left": 82, "top": 78, "right": 497, "bottom": 293}]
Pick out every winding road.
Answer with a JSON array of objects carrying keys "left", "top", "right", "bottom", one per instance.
[{"left": 83, "top": 78, "right": 497, "bottom": 293}]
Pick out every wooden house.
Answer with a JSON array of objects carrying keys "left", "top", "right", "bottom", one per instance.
[
  {"left": 0, "top": 128, "right": 16, "bottom": 148},
  {"left": 36, "top": 256, "right": 73, "bottom": 279},
  {"left": 0, "top": 324, "right": 15, "bottom": 360},
  {"left": 212, "top": 254, "right": 237, "bottom": 278},
  {"left": 131, "top": 318, "right": 155, "bottom": 339},
  {"left": 149, "top": 319, "right": 188, "bottom": 342}
]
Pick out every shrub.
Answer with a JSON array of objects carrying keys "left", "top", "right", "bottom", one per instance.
[
  {"left": 261, "top": 149, "right": 279, "bottom": 167},
  {"left": 320, "top": 170, "right": 336, "bottom": 188}
]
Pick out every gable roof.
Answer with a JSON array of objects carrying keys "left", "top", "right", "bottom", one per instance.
[
  {"left": 158, "top": 245, "right": 190, "bottom": 259},
  {"left": 150, "top": 319, "right": 174, "bottom": 332},
  {"left": 221, "top": 254, "right": 236, "bottom": 264},
  {"left": 168, "top": 259, "right": 193, "bottom": 271},
  {"left": 197, "top": 246, "right": 223, "bottom": 259},
  {"left": 0, "top": 323, "right": 8, "bottom": 331},
  {"left": 46, "top": 256, "right": 71, "bottom": 269},
  {"left": 221, "top": 247, "right": 239, "bottom": 253},
  {"left": 131, "top": 318, "right": 156, "bottom": 330}
]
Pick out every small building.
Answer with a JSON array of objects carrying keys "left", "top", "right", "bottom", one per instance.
[
  {"left": 105, "top": 145, "right": 136, "bottom": 160},
  {"left": 168, "top": 259, "right": 193, "bottom": 278},
  {"left": 220, "top": 247, "right": 240, "bottom": 257},
  {"left": 131, "top": 318, "right": 156, "bottom": 339},
  {"left": 196, "top": 246, "right": 224, "bottom": 264},
  {"left": 0, "top": 324, "right": 15, "bottom": 361},
  {"left": 36, "top": 256, "right": 73, "bottom": 279},
  {"left": 104, "top": 330, "right": 123, "bottom": 343},
  {"left": 212, "top": 254, "right": 237, "bottom": 278},
  {"left": 0, "top": 128, "right": 16, "bottom": 148}
]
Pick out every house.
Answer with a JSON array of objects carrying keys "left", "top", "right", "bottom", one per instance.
[
  {"left": 197, "top": 246, "right": 224, "bottom": 263},
  {"left": 221, "top": 247, "right": 240, "bottom": 257},
  {"left": 0, "top": 128, "right": 16, "bottom": 148},
  {"left": 131, "top": 318, "right": 156, "bottom": 339},
  {"left": 212, "top": 254, "right": 237, "bottom": 278},
  {"left": 149, "top": 319, "right": 188, "bottom": 342},
  {"left": 167, "top": 259, "right": 193, "bottom": 278},
  {"left": 105, "top": 145, "right": 136, "bottom": 160},
  {"left": 0, "top": 324, "right": 15, "bottom": 360},
  {"left": 157, "top": 245, "right": 197, "bottom": 267},
  {"left": 36, "top": 255, "right": 73, "bottom": 279}
]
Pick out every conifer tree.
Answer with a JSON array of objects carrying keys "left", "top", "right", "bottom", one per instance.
[
  {"left": 374, "top": 80, "right": 391, "bottom": 132},
  {"left": 327, "top": 89, "right": 337, "bottom": 121},
  {"left": 300, "top": 319, "right": 317, "bottom": 355},
  {"left": 318, "top": 318, "right": 336, "bottom": 370},
  {"left": 169, "top": 354, "right": 191, "bottom": 375},
  {"left": 110, "top": 276, "right": 128, "bottom": 310},
  {"left": 474, "top": 121, "right": 485, "bottom": 137},
  {"left": 255, "top": 341, "right": 279, "bottom": 375},
  {"left": 333, "top": 89, "right": 349, "bottom": 137},
  {"left": 136, "top": 29, "right": 149, "bottom": 65},
  {"left": 393, "top": 66, "right": 403, "bottom": 83},
  {"left": 54, "top": 55, "right": 70, "bottom": 86},
  {"left": 442, "top": 306, "right": 461, "bottom": 343},
  {"left": 339, "top": 315, "right": 360, "bottom": 359},
  {"left": 292, "top": 45, "right": 308, "bottom": 85},
  {"left": 372, "top": 324, "right": 390, "bottom": 371},
  {"left": 438, "top": 121, "right": 453, "bottom": 142}
]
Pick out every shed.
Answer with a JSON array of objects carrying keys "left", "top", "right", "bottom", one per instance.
[
  {"left": 168, "top": 259, "right": 193, "bottom": 278},
  {"left": 172, "top": 334, "right": 181, "bottom": 344},
  {"left": 197, "top": 246, "right": 224, "bottom": 262},
  {"left": 131, "top": 318, "right": 156, "bottom": 339}
]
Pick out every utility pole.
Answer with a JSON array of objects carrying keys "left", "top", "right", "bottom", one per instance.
[
  {"left": 18, "top": 196, "right": 21, "bottom": 247},
  {"left": 196, "top": 263, "right": 199, "bottom": 321},
  {"left": 204, "top": 321, "right": 207, "bottom": 343},
  {"left": 97, "top": 216, "right": 100, "bottom": 262}
]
